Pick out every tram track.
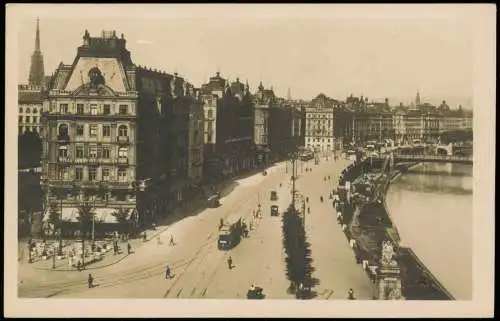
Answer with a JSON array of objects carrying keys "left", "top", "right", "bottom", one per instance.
[
  {"left": 161, "top": 172, "right": 283, "bottom": 299},
  {"left": 20, "top": 165, "right": 287, "bottom": 298}
]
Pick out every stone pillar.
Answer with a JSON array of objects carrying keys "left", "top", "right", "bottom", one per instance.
[{"left": 376, "top": 240, "right": 404, "bottom": 300}]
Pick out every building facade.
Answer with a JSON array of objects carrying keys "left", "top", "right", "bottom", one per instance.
[
  {"left": 304, "top": 94, "right": 344, "bottom": 153},
  {"left": 19, "top": 85, "right": 44, "bottom": 134},
  {"left": 40, "top": 30, "right": 197, "bottom": 229},
  {"left": 253, "top": 82, "right": 273, "bottom": 165},
  {"left": 200, "top": 73, "right": 255, "bottom": 182},
  {"left": 18, "top": 19, "right": 51, "bottom": 135}
]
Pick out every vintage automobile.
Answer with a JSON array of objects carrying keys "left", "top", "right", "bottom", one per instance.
[
  {"left": 247, "top": 286, "right": 265, "bottom": 299},
  {"left": 207, "top": 194, "right": 221, "bottom": 208}
]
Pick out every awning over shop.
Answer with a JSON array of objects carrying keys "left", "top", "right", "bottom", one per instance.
[{"left": 44, "top": 207, "right": 130, "bottom": 223}]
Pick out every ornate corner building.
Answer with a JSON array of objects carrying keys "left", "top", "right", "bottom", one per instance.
[{"left": 40, "top": 30, "right": 203, "bottom": 229}]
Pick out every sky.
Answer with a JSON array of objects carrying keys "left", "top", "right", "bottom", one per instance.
[{"left": 15, "top": 4, "right": 475, "bottom": 108}]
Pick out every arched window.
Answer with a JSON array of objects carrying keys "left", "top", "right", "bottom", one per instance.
[
  {"left": 33, "top": 108, "right": 37, "bottom": 114},
  {"left": 58, "top": 124, "right": 69, "bottom": 137},
  {"left": 118, "top": 125, "right": 128, "bottom": 137},
  {"left": 19, "top": 107, "right": 23, "bottom": 113},
  {"left": 26, "top": 108, "right": 31, "bottom": 114}
]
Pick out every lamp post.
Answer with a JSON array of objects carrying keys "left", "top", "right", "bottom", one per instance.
[
  {"left": 59, "top": 198, "right": 63, "bottom": 255},
  {"left": 91, "top": 194, "right": 96, "bottom": 248}
]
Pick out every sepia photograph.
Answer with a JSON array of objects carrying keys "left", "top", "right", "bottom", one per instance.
[{"left": 4, "top": 3, "right": 495, "bottom": 318}]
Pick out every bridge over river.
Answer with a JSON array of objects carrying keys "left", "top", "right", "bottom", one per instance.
[{"left": 393, "top": 154, "right": 473, "bottom": 165}]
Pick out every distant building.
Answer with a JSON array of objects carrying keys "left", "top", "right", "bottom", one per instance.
[
  {"left": 29, "top": 18, "right": 45, "bottom": 87},
  {"left": 253, "top": 82, "right": 273, "bottom": 165},
  {"left": 18, "top": 85, "right": 43, "bottom": 134},
  {"left": 200, "top": 73, "right": 254, "bottom": 182},
  {"left": 18, "top": 19, "right": 50, "bottom": 135},
  {"left": 305, "top": 94, "right": 336, "bottom": 153},
  {"left": 40, "top": 30, "right": 199, "bottom": 228}
]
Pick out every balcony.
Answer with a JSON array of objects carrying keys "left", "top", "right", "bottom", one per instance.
[
  {"left": 98, "top": 158, "right": 114, "bottom": 164},
  {"left": 57, "top": 135, "right": 70, "bottom": 143},
  {"left": 57, "top": 156, "right": 72, "bottom": 164},
  {"left": 87, "top": 157, "right": 99, "bottom": 165},
  {"left": 117, "top": 136, "right": 129, "bottom": 144},
  {"left": 117, "top": 157, "right": 129, "bottom": 165}
]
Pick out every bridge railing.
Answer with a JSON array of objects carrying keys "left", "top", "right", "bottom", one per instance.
[{"left": 393, "top": 154, "right": 472, "bottom": 162}]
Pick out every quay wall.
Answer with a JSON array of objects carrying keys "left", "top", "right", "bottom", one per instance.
[{"left": 337, "top": 157, "right": 454, "bottom": 300}]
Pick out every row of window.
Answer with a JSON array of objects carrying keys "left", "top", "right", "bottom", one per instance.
[
  {"left": 19, "top": 107, "right": 41, "bottom": 114},
  {"left": 58, "top": 145, "right": 129, "bottom": 159},
  {"left": 306, "top": 113, "right": 333, "bottom": 118},
  {"left": 56, "top": 103, "right": 131, "bottom": 116},
  {"left": 205, "top": 109, "right": 214, "bottom": 119},
  {"left": 19, "top": 126, "right": 41, "bottom": 134},
  {"left": 306, "top": 137, "right": 335, "bottom": 143},
  {"left": 57, "top": 166, "right": 128, "bottom": 182},
  {"left": 19, "top": 116, "right": 38, "bottom": 124},
  {"left": 58, "top": 123, "right": 129, "bottom": 138}
]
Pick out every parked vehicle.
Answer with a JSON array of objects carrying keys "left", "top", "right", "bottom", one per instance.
[{"left": 207, "top": 194, "right": 221, "bottom": 208}]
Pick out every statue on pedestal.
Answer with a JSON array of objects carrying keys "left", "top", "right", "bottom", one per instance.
[{"left": 381, "top": 240, "right": 395, "bottom": 266}]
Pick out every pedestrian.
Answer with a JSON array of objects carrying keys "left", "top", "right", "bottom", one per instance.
[
  {"left": 165, "top": 264, "right": 172, "bottom": 279},
  {"left": 348, "top": 288, "right": 355, "bottom": 300},
  {"left": 169, "top": 235, "right": 175, "bottom": 246},
  {"left": 227, "top": 256, "right": 233, "bottom": 270},
  {"left": 127, "top": 242, "right": 132, "bottom": 254},
  {"left": 219, "top": 218, "right": 224, "bottom": 230},
  {"left": 88, "top": 273, "right": 94, "bottom": 288},
  {"left": 336, "top": 212, "right": 342, "bottom": 224},
  {"left": 76, "top": 260, "right": 82, "bottom": 272},
  {"left": 143, "top": 232, "right": 147, "bottom": 242}
]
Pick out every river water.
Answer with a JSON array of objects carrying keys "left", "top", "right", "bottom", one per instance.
[{"left": 386, "top": 162, "right": 473, "bottom": 300}]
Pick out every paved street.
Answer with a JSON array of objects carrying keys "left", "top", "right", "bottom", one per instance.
[
  {"left": 18, "top": 156, "right": 373, "bottom": 300},
  {"left": 296, "top": 155, "right": 375, "bottom": 300},
  {"left": 18, "top": 162, "right": 291, "bottom": 298}
]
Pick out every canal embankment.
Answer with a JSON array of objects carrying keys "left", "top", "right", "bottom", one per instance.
[{"left": 335, "top": 156, "right": 455, "bottom": 300}]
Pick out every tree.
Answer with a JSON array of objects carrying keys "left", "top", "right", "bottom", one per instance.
[
  {"left": 18, "top": 131, "right": 42, "bottom": 169},
  {"left": 47, "top": 202, "right": 61, "bottom": 235},
  {"left": 111, "top": 207, "right": 131, "bottom": 233},
  {"left": 76, "top": 202, "right": 95, "bottom": 239}
]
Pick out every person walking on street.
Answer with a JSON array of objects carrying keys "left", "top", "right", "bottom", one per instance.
[
  {"left": 127, "top": 242, "right": 132, "bottom": 254},
  {"left": 165, "top": 264, "right": 172, "bottom": 279},
  {"left": 227, "top": 256, "right": 233, "bottom": 270},
  {"left": 88, "top": 273, "right": 94, "bottom": 288},
  {"left": 143, "top": 232, "right": 147, "bottom": 242},
  {"left": 169, "top": 235, "right": 175, "bottom": 246},
  {"left": 348, "top": 288, "right": 355, "bottom": 300}
]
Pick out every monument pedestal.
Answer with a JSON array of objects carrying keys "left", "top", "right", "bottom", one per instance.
[{"left": 376, "top": 240, "right": 405, "bottom": 300}]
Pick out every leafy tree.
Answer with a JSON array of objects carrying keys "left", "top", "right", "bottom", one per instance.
[
  {"left": 76, "top": 202, "right": 95, "bottom": 239},
  {"left": 111, "top": 207, "right": 131, "bottom": 233},
  {"left": 47, "top": 202, "right": 61, "bottom": 234},
  {"left": 18, "top": 131, "right": 42, "bottom": 169}
]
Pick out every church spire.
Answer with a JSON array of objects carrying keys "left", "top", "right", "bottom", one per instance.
[
  {"left": 35, "top": 17, "right": 40, "bottom": 51},
  {"left": 28, "top": 17, "right": 45, "bottom": 87}
]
